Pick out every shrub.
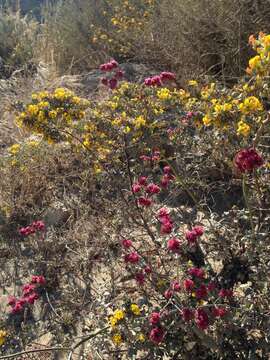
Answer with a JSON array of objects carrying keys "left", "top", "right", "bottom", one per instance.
[{"left": 0, "top": 8, "right": 38, "bottom": 78}]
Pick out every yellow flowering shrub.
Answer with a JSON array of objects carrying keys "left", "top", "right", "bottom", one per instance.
[{"left": 16, "top": 88, "right": 90, "bottom": 144}]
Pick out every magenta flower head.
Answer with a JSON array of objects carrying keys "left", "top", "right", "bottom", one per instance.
[
  {"left": 183, "top": 278, "right": 194, "bottom": 292},
  {"left": 160, "top": 71, "right": 176, "bottom": 81},
  {"left": 195, "top": 308, "right": 209, "bottom": 330},
  {"left": 160, "top": 221, "right": 173, "bottom": 234},
  {"left": 149, "top": 312, "right": 161, "bottom": 325},
  {"left": 149, "top": 327, "right": 165, "bottom": 344},
  {"left": 138, "top": 176, "right": 148, "bottom": 186},
  {"left": 144, "top": 77, "right": 152, "bottom": 86},
  {"left": 188, "top": 267, "right": 205, "bottom": 279},
  {"left": 171, "top": 280, "right": 181, "bottom": 292},
  {"left": 181, "top": 308, "right": 194, "bottom": 322},
  {"left": 32, "top": 220, "right": 45, "bottom": 231},
  {"left": 7, "top": 296, "right": 17, "bottom": 307},
  {"left": 234, "top": 148, "right": 264, "bottom": 173},
  {"left": 132, "top": 183, "right": 142, "bottom": 193},
  {"left": 135, "top": 271, "right": 145, "bottom": 285},
  {"left": 146, "top": 183, "right": 161, "bottom": 195},
  {"left": 109, "top": 59, "right": 118, "bottom": 69},
  {"left": 109, "top": 78, "right": 118, "bottom": 90},
  {"left": 121, "top": 239, "right": 133, "bottom": 248},
  {"left": 101, "top": 77, "right": 108, "bottom": 86},
  {"left": 164, "top": 289, "right": 173, "bottom": 299},
  {"left": 138, "top": 197, "right": 152, "bottom": 207},
  {"left": 167, "top": 237, "right": 181, "bottom": 253},
  {"left": 115, "top": 69, "right": 124, "bottom": 79},
  {"left": 11, "top": 301, "right": 23, "bottom": 314},
  {"left": 124, "top": 252, "right": 140, "bottom": 263}
]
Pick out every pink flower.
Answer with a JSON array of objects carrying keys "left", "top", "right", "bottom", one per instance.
[
  {"left": 32, "top": 275, "right": 46, "bottom": 285},
  {"left": 110, "top": 59, "right": 118, "bottom": 69},
  {"left": 140, "top": 155, "right": 151, "bottom": 161},
  {"left": 151, "top": 75, "right": 162, "bottom": 86},
  {"left": 109, "top": 78, "right": 118, "bottom": 90},
  {"left": 193, "top": 226, "right": 204, "bottom": 236},
  {"left": 138, "top": 176, "right": 148, "bottom": 186},
  {"left": 121, "top": 239, "right": 133, "bottom": 248},
  {"left": 186, "top": 226, "right": 204, "bottom": 245},
  {"left": 207, "top": 281, "right": 216, "bottom": 292},
  {"left": 234, "top": 148, "right": 264, "bottom": 173},
  {"left": 132, "top": 183, "right": 141, "bottom": 193},
  {"left": 195, "top": 308, "right": 209, "bottom": 330},
  {"left": 144, "top": 77, "right": 152, "bottom": 86},
  {"left": 32, "top": 221, "right": 45, "bottom": 232},
  {"left": 149, "top": 312, "right": 161, "bottom": 325},
  {"left": 160, "top": 72, "right": 176, "bottom": 81},
  {"left": 160, "top": 221, "right": 173, "bottom": 234},
  {"left": 101, "top": 77, "right": 108, "bottom": 86},
  {"left": 195, "top": 284, "right": 208, "bottom": 299},
  {"left": 11, "top": 301, "right": 23, "bottom": 314},
  {"left": 144, "top": 265, "right": 152, "bottom": 274},
  {"left": 185, "top": 230, "right": 197, "bottom": 244},
  {"left": 181, "top": 308, "right": 194, "bottom": 322},
  {"left": 22, "top": 284, "right": 36, "bottom": 296},
  {"left": 188, "top": 267, "right": 205, "bottom": 279},
  {"left": 167, "top": 237, "right": 181, "bottom": 253},
  {"left": 19, "top": 226, "right": 35, "bottom": 237},
  {"left": 149, "top": 327, "right": 165, "bottom": 344},
  {"left": 115, "top": 69, "right": 124, "bottom": 79},
  {"left": 163, "top": 166, "right": 172, "bottom": 174},
  {"left": 26, "top": 292, "right": 39, "bottom": 305},
  {"left": 17, "top": 298, "right": 27, "bottom": 306},
  {"left": 152, "top": 150, "right": 160, "bottom": 161},
  {"left": 218, "top": 289, "right": 233, "bottom": 298},
  {"left": 183, "top": 279, "right": 194, "bottom": 292},
  {"left": 138, "top": 197, "right": 152, "bottom": 207},
  {"left": 171, "top": 281, "right": 181, "bottom": 292},
  {"left": 157, "top": 207, "right": 170, "bottom": 220},
  {"left": 146, "top": 183, "right": 161, "bottom": 194},
  {"left": 7, "top": 296, "right": 16, "bottom": 306},
  {"left": 124, "top": 252, "right": 140, "bottom": 263},
  {"left": 160, "top": 175, "right": 170, "bottom": 188},
  {"left": 135, "top": 271, "right": 145, "bottom": 285},
  {"left": 212, "top": 307, "right": 228, "bottom": 318},
  {"left": 164, "top": 289, "right": 173, "bottom": 299}
]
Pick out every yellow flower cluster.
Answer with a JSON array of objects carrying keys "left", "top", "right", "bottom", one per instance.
[
  {"left": 112, "top": 332, "right": 123, "bottom": 345},
  {"left": 130, "top": 303, "right": 141, "bottom": 315},
  {"left": 109, "top": 309, "right": 125, "bottom": 327},
  {"left": 237, "top": 120, "right": 251, "bottom": 137},
  {"left": 238, "top": 96, "right": 263, "bottom": 114},
  {"left": 16, "top": 88, "right": 90, "bottom": 143},
  {"left": 157, "top": 88, "right": 172, "bottom": 101},
  {"left": 0, "top": 330, "right": 7, "bottom": 346},
  {"left": 247, "top": 32, "right": 270, "bottom": 76}
]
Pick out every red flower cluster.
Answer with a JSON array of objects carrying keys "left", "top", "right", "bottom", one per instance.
[
  {"left": 157, "top": 207, "right": 174, "bottom": 234},
  {"left": 185, "top": 225, "right": 204, "bottom": 245},
  {"left": 99, "top": 59, "right": 124, "bottom": 89},
  {"left": 149, "top": 327, "right": 165, "bottom": 344},
  {"left": 140, "top": 150, "right": 160, "bottom": 162},
  {"left": 161, "top": 166, "right": 175, "bottom": 188},
  {"left": 195, "top": 308, "right": 209, "bottom": 330},
  {"left": 234, "top": 148, "right": 264, "bottom": 173},
  {"left": 8, "top": 275, "right": 46, "bottom": 314},
  {"left": 19, "top": 220, "right": 45, "bottom": 237},
  {"left": 188, "top": 267, "right": 205, "bottom": 279},
  {"left": 167, "top": 237, "right": 181, "bottom": 253},
  {"left": 124, "top": 252, "right": 140, "bottom": 264},
  {"left": 132, "top": 175, "right": 162, "bottom": 207},
  {"left": 144, "top": 72, "right": 176, "bottom": 87}
]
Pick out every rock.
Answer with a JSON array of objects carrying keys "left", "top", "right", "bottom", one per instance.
[{"left": 43, "top": 202, "right": 71, "bottom": 228}]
